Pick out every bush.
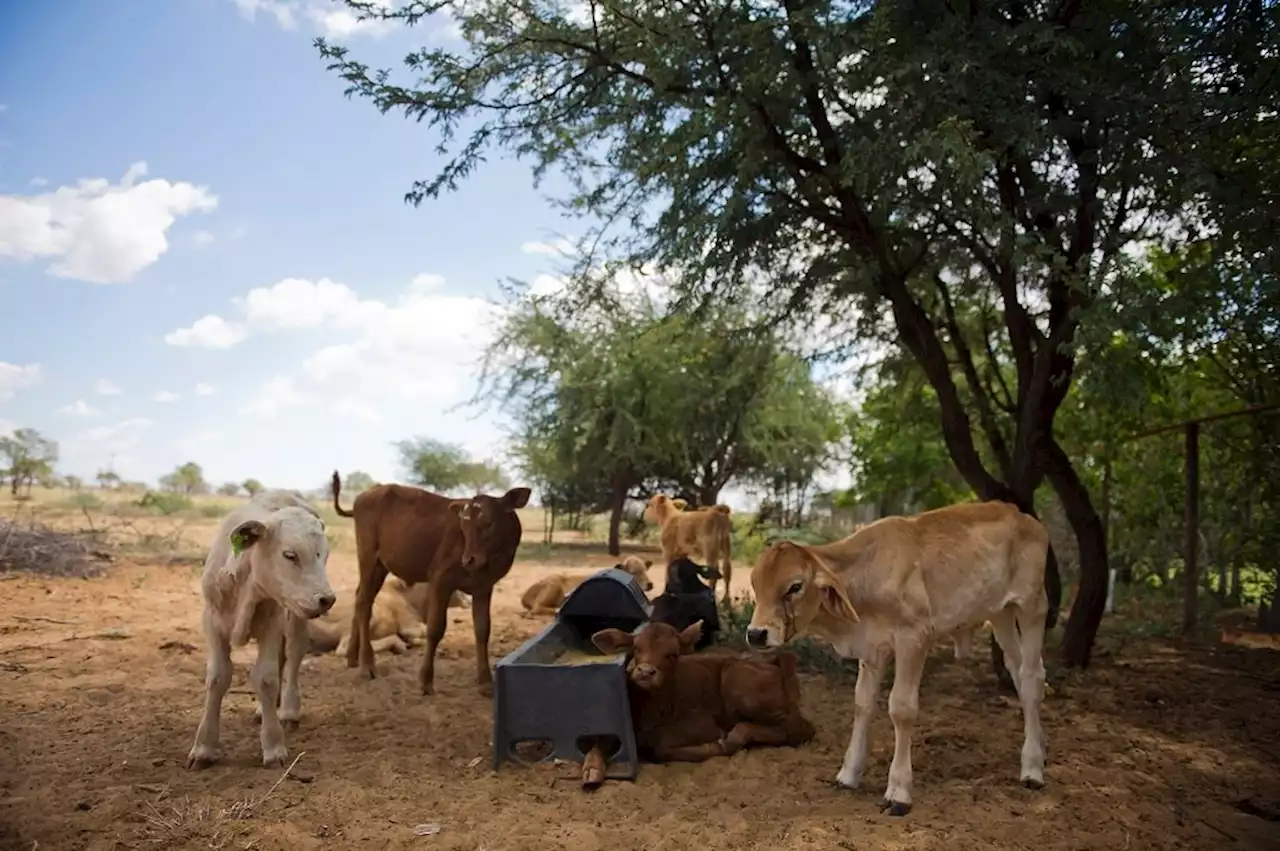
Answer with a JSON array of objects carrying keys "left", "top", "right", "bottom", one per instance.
[
  {"left": 198, "top": 502, "right": 232, "bottom": 519},
  {"left": 730, "top": 514, "right": 833, "bottom": 564},
  {"left": 136, "top": 491, "right": 194, "bottom": 516},
  {"left": 64, "top": 492, "right": 104, "bottom": 511}
]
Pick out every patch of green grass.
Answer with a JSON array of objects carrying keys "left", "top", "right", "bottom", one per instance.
[{"left": 717, "top": 598, "right": 858, "bottom": 680}]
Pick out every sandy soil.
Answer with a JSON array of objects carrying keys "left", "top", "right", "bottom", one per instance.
[{"left": 2, "top": 548, "right": 1279, "bottom": 851}]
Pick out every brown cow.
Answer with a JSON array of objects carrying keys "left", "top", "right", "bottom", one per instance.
[
  {"left": 590, "top": 620, "right": 815, "bottom": 763},
  {"left": 644, "top": 494, "right": 734, "bottom": 606},
  {"left": 331, "top": 470, "right": 530, "bottom": 696},
  {"left": 520, "top": 555, "right": 654, "bottom": 616}
]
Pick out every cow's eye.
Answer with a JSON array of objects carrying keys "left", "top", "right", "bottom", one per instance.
[
  {"left": 786, "top": 580, "right": 803, "bottom": 596},
  {"left": 283, "top": 550, "right": 300, "bottom": 563}
]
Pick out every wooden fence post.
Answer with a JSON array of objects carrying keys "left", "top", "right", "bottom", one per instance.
[{"left": 1182, "top": 422, "right": 1201, "bottom": 636}]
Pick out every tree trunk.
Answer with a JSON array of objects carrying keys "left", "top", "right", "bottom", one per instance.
[
  {"left": 697, "top": 485, "right": 720, "bottom": 507},
  {"left": 1042, "top": 442, "right": 1109, "bottom": 668},
  {"left": 607, "top": 481, "right": 626, "bottom": 557}
]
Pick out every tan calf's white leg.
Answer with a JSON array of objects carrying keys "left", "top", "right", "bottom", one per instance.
[
  {"left": 252, "top": 627, "right": 289, "bottom": 768},
  {"left": 186, "top": 615, "right": 232, "bottom": 770},
  {"left": 1014, "top": 605, "right": 1048, "bottom": 788},
  {"left": 278, "top": 613, "right": 308, "bottom": 728},
  {"left": 881, "top": 642, "right": 926, "bottom": 816},
  {"left": 836, "top": 660, "right": 884, "bottom": 789}
]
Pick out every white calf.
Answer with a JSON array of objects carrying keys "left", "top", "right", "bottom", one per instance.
[{"left": 185, "top": 490, "right": 335, "bottom": 770}]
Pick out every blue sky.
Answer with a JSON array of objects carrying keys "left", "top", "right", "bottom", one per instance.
[
  {"left": 0, "top": 0, "right": 593, "bottom": 495},
  {"left": 0, "top": 0, "right": 854, "bottom": 507}
]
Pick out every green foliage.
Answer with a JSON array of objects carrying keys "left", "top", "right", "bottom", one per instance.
[
  {"left": 160, "top": 462, "right": 208, "bottom": 496},
  {"left": 730, "top": 513, "right": 835, "bottom": 566},
  {"left": 64, "top": 475, "right": 83, "bottom": 491},
  {"left": 395, "top": 436, "right": 508, "bottom": 495},
  {"left": 483, "top": 288, "right": 842, "bottom": 529},
  {"left": 342, "top": 470, "right": 377, "bottom": 493},
  {"left": 241, "top": 478, "right": 264, "bottom": 497},
  {"left": 0, "top": 428, "right": 59, "bottom": 498},
  {"left": 96, "top": 470, "right": 121, "bottom": 490},
  {"left": 216, "top": 482, "right": 241, "bottom": 497},
  {"left": 66, "top": 492, "right": 104, "bottom": 512},
  {"left": 199, "top": 503, "right": 232, "bottom": 519},
  {"left": 137, "top": 491, "right": 194, "bottom": 516}
]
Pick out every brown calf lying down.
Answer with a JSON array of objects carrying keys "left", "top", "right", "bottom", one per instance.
[
  {"left": 591, "top": 621, "right": 815, "bottom": 763},
  {"left": 305, "top": 575, "right": 470, "bottom": 657},
  {"left": 644, "top": 495, "right": 734, "bottom": 606},
  {"left": 186, "top": 490, "right": 336, "bottom": 770},
  {"left": 747, "top": 500, "right": 1050, "bottom": 816},
  {"left": 520, "top": 556, "right": 655, "bottom": 616},
  {"left": 333, "top": 470, "right": 530, "bottom": 696}
]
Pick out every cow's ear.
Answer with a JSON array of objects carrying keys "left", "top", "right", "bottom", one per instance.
[
  {"left": 592, "top": 628, "right": 634, "bottom": 655},
  {"left": 677, "top": 620, "right": 703, "bottom": 653},
  {"left": 671, "top": 498, "right": 688, "bottom": 510},
  {"left": 229, "top": 519, "right": 266, "bottom": 557},
  {"left": 803, "top": 548, "right": 858, "bottom": 623},
  {"left": 644, "top": 559, "right": 653, "bottom": 568},
  {"left": 448, "top": 500, "right": 470, "bottom": 518},
  {"left": 500, "top": 487, "right": 532, "bottom": 511}
]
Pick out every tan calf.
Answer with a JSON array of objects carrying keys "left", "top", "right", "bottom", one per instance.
[
  {"left": 306, "top": 575, "right": 470, "bottom": 657},
  {"left": 746, "top": 500, "right": 1050, "bottom": 815},
  {"left": 644, "top": 495, "right": 733, "bottom": 605},
  {"left": 520, "top": 556, "right": 654, "bottom": 616}
]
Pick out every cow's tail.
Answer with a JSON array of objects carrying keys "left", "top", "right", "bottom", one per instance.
[{"left": 331, "top": 470, "right": 354, "bottom": 518}]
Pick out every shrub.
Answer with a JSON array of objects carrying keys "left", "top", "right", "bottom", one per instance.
[
  {"left": 717, "top": 597, "right": 857, "bottom": 680},
  {"left": 136, "top": 491, "right": 194, "bottom": 516}
]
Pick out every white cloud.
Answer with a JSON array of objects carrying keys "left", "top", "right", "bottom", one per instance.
[
  {"left": 192, "top": 230, "right": 215, "bottom": 249},
  {"left": 229, "top": 0, "right": 402, "bottom": 38},
  {"left": 237, "top": 277, "right": 368, "bottom": 330},
  {"left": 0, "top": 162, "right": 217, "bottom": 284},
  {"left": 410, "top": 272, "right": 445, "bottom": 291},
  {"left": 57, "top": 399, "right": 100, "bottom": 418},
  {"left": 93, "top": 378, "right": 122, "bottom": 396},
  {"left": 194, "top": 382, "right": 217, "bottom": 396},
  {"left": 67, "top": 418, "right": 154, "bottom": 466},
  {"left": 332, "top": 397, "right": 382, "bottom": 424},
  {"left": 29, "top": 177, "right": 47, "bottom": 188},
  {"left": 239, "top": 375, "right": 312, "bottom": 419},
  {"left": 231, "top": 0, "right": 297, "bottom": 28},
  {"left": 164, "top": 315, "right": 248, "bottom": 349},
  {"left": 520, "top": 238, "right": 577, "bottom": 257},
  {"left": 0, "top": 361, "right": 41, "bottom": 399},
  {"left": 154, "top": 390, "right": 181, "bottom": 403},
  {"left": 0, "top": 418, "right": 14, "bottom": 438}
]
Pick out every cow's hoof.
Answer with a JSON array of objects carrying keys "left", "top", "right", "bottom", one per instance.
[
  {"left": 420, "top": 681, "right": 435, "bottom": 696},
  {"left": 1021, "top": 776, "right": 1045, "bottom": 790},
  {"left": 262, "top": 748, "right": 288, "bottom": 769},
  {"left": 879, "top": 799, "right": 911, "bottom": 817},
  {"left": 477, "top": 682, "right": 493, "bottom": 698},
  {"left": 359, "top": 666, "right": 378, "bottom": 681},
  {"left": 184, "top": 749, "right": 217, "bottom": 771},
  {"left": 832, "top": 774, "right": 859, "bottom": 790}
]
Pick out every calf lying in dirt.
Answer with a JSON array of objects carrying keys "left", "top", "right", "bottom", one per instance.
[
  {"left": 186, "top": 490, "right": 335, "bottom": 770},
  {"left": 590, "top": 620, "right": 815, "bottom": 762},
  {"left": 520, "top": 556, "right": 655, "bottom": 616},
  {"left": 305, "top": 576, "right": 470, "bottom": 657}
]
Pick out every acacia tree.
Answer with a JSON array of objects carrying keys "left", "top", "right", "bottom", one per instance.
[
  {"left": 319, "top": 0, "right": 1273, "bottom": 665},
  {"left": 0, "top": 428, "right": 59, "bottom": 497}
]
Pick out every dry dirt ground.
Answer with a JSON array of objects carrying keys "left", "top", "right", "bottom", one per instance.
[{"left": 2, "top": 538, "right": 1280, "bottom": 850}]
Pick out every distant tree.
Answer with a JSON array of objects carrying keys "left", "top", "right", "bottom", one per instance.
[
  {"left": 241, "top": 478, "right": 264, "bottom": 497},
  {"left": 394, "top": 437, "right": 468, "bottom": 493},
  {"left": 96, "top": 470, "right": 121, "bottom": 490},
  {"left": 343, "top": 470, "right": 376, "bottom": 493},
  {"left": 160, "top": 461, "right": 208, "bottom": 496},
  {"left": 217, "top": 482, "right": 241, "bottom": 497},
  {"left": 64, "top": 475, "right": 84, "bottom": 491},
  {"left": 0, "top": 428, "right": 59, "bottom": 497},
  {"left": 457, "top": 460, "right": 508, "bottom": 494}
]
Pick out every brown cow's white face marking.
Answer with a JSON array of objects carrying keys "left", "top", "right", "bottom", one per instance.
[{"left": 450, "top": 487, "right": 532, "bottom": 568}]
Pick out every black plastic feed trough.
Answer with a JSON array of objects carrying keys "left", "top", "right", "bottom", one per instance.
[{"left": 492, "top": 567, "right": 652, "bottom": 780}]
